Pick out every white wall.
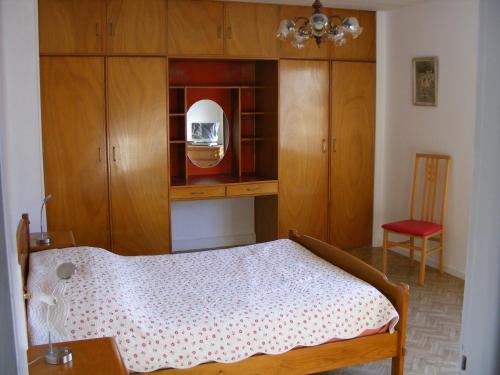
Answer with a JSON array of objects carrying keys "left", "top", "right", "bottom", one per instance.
[
  {"left": 374, "top": 0, "right": 479, "bottom": 279},
  {"left": 460, "top": 0, "right": 500, "bottom": 372},
  {"left": 0, "top": 0, "right": 44, "bottom": 374},
  {"left": 171, "top": 198, "right": 255, "bottom": 251}
]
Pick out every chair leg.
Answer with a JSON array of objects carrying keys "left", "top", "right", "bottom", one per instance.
[
  {"left": 439, "top": 234, "right": 445, "bottom": 274},
  {"left": 382, "top": 230, "right": 388, "bottom": 274},
  {"left": 419, "top": 237, "right": 428, "bottom": 286},
  {"left": 409, "top": 236, "right": 415, "bottom": 267}
]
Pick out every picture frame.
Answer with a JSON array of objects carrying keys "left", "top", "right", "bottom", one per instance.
[{"left": 413, "top": 57, "right": 438, "bottom": 106}]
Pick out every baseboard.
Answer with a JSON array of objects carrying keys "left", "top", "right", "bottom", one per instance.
[
  {"left": 172, "top": 233, "right": 256, "bottom": 252},
  {"left": 388, "top": 248, "right": 465, "bottom": 279}
]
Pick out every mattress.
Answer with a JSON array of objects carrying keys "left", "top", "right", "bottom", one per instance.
[{"left": 28, "top": 239, "right": 399, "bottom": 372}]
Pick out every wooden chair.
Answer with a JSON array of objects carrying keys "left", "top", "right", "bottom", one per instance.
[{"left": 382, "top": 153, "right": 451, "bottom": 286}]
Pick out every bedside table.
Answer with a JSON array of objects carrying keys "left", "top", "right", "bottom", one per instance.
[
  {"left": 28, "top": 337, "right": 128, "bottom": 375},
  {"left": 29, "top": 231, "right": 76, "bottom": 252}
]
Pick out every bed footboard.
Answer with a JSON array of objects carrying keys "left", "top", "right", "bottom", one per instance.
[{"left": 289, "top": 230, "right": 409, "bottom": 375}]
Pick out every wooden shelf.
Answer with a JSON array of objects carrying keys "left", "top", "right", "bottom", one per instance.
[
  {"left": 171, "top": 174, "right": 276, "bottom": 187},
  {"left": 170, "top": 85, "right": 265, "bottom": 90}
]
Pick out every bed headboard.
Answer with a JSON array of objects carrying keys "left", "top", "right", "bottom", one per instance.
[{"left": 17, "top": 213, "right": 30, "bottom": 289}]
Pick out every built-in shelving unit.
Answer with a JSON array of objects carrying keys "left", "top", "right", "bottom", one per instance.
[{"left": 168, "top": 59, "right": 278, "bottom": 186}]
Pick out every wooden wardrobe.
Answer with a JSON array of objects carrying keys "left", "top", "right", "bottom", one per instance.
[
  {"left": 40, "top": 57, "right": 169, "bottom": 255},
  {"left": 38, "top": 0, "right": 376, "bottom": 254},
  {"left": 278, "top": 61, "right": 376, "bottom": 249}
]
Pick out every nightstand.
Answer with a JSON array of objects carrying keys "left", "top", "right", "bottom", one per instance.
[
  {"left": 28, "top": 337, "right": 128, "bottom": 375},
  {"left": 29, "top": 231, "right": 76, "bottom": 252}
]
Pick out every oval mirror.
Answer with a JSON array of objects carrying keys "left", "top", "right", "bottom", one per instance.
[{"left": 186, "top": 99, "right": 229, "bottom": 168}]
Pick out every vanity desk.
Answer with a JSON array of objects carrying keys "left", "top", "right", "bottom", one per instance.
[{"left": 168, "top": 60, "right": 279, "bottom": 244}]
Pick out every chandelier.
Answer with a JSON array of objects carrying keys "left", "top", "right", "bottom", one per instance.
[{"left": 276, "top": 0, "right": 363, "bottom": 49}]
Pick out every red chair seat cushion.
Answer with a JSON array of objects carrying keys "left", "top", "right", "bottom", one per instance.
[{"left": 382, "top": 220, "right": 442, "bottom": 237}]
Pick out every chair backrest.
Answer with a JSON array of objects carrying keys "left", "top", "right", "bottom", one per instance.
[{"left": 410, "top": 153, "right": 451, "bottom": 225}]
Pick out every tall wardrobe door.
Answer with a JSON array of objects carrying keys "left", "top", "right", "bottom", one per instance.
[
  {"left": 330, "top": 62, "right": 375, "bottom": 249},
  {"left": 278, "top": 60, "right": 329, "bottom": 240},
  {"left": 40, "top": 57, "right": 110, "bottom": 249},
  {"left": 107, "top": 57, "right": 170, "bottom": 255}
]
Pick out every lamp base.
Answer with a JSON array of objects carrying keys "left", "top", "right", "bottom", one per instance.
[
  {"left": 36, "top": 236, "right": 51, "bottom": 245},
  {"left": 45, "top": 347, "right": 72, "bottom": 365}
]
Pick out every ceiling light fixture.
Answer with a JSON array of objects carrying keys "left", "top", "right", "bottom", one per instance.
[{"left": 276, "top": 0, "right": 363, "bottom": 49}]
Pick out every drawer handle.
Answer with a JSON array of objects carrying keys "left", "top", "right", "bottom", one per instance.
[
  {"left": 190, "top": 191, "right": 204, "bottom": 195},
  {"left": 246, "top": 187, "right": 260, "bottom": 192}
]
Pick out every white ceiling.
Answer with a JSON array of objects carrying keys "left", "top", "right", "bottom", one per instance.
[{"left": 224, "top": 0, "right": 430, "bottom": 11}]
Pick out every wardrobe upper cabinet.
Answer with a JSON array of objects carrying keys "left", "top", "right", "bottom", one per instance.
[
  {"left": 168, "top": 0, "right": 223, "bottom": 56},
  {"left": 38, "top": 0, "right": 105, "bottom": 54},
  {"left": 329, "top": 9, "right": 376, "bottom": 61},
  {"left": 107, "top": 58, "right": 170, "bottom": 255},
  {"left": 278, "top": 6, "right": 328, "bottom": 59},
  {"left": 106, "top": 0, "right": 167, "bottom": 54},
  {"left": 224, "top": 3, "right": 279, "bottom": 58}
]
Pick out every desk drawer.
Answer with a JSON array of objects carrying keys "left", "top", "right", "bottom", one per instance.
[
  {"left": 226, "top": 182, "right": 278, "bottom": 197},
  {"left": 170, "top": 186, "right": 226, "bottom": 200}
]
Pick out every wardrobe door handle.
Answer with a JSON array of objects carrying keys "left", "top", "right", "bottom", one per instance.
[
  {"left": 217, "top": 25, "right": 222, "bottom": 39},
  {"left": 332, "top": 138, "right": 337, "bottom": 153},
  {"left": 322, "top": 139, "right": 327, "bottom": 153},
  {"left": 108, "top": 23, "right": 114, "bottom": 36},
  {"left": 227, "top": 26, "right": 232, "bottom": 39},
  {"left": 95, "top": 22, "right": 101, "bottom": 37},
  {"left": 98, "top": 147, "right": 102, "bottom": 162},
  {"left": 112, "top": 146, "right": 117, "bottom": 162}
]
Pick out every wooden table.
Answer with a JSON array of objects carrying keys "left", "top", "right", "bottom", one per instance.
[
  {"left": 29, "top": 231, "right": 76, "bottom": 252},
  {"left": 28, "top": 337, "right": 128, "bottom": 375}
]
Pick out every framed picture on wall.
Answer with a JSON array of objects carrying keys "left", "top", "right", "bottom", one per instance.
[{"left": 413, "top": 57, "right": 438, "bottom": 106}]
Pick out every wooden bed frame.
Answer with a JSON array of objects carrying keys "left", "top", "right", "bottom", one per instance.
[{"left": 17, "top": 214, "right": 409, "bottom": 375}]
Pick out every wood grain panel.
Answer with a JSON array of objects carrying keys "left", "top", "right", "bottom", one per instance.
[
  {"left": 226, "top": 182, "right": 278, "bottom": 197},
  {"left": 106, "top": 0, "right": 167, "bottom": 54},
  {"left": 170, "top": 186, "right": 226, "bottom": 201},
  {"left": 330, "top": 62, "right": 375, "bottom": 249},
  {"left": 329, "top": 9, "right": 376, "bottom": 62},
  {"left": 38, "top": 0, "right": 105, "bottom": 54},
  {"left": 278, "top": 60, "right": 329, "bottom": 241},
  {"left": 28, "top": 338, "right": 128, "bottom": 375},
  {"left": 224, "top": 3, "right": 279, "bottom": 58},
  {"left": 107, "top": 57, "right": 169, "bottom": 255},
  {"left": 278, "top": 5, "right": 328, "bottom": 59},
  {"left": 40, "top": 57, "right": 110, "bottom": 249},
  {"left": 168, "top": 0, "right": 224, "bottom": 56}
]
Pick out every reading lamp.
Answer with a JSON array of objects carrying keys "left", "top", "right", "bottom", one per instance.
[
  {"left": 28, "top": 262, "right": 77, "bottom": 365},
  {"left": 36, "top": 194, "right": 53, "bottom": 245}
]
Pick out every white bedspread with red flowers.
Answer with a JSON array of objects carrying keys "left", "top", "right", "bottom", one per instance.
[{"left": 28, "top": 239, "right": 399, "bottom": 372}]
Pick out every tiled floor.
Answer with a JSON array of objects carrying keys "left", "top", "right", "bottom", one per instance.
[{"left": 323, "top": 248, "right": 465, "bottom": 375}]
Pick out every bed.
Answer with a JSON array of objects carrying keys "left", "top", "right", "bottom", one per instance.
[{"left": 18, "top": 214, "right": 409, "bottom": 374}]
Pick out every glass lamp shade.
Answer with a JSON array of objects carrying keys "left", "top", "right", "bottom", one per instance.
[
  {"left": 276, "top": 19, "right": 294, "bottom": 40},
  {"left": 328, "top": 27, "right": 346, "bottom": 46},
  {"left": 310, "top": 13, "right": 328, "bottom": 37},
  {"left": 292, "top": 33, "right": 308, "bottom": 49},
  {"left": 343, "top": 17, "right": 363, "bottom": 39}
]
